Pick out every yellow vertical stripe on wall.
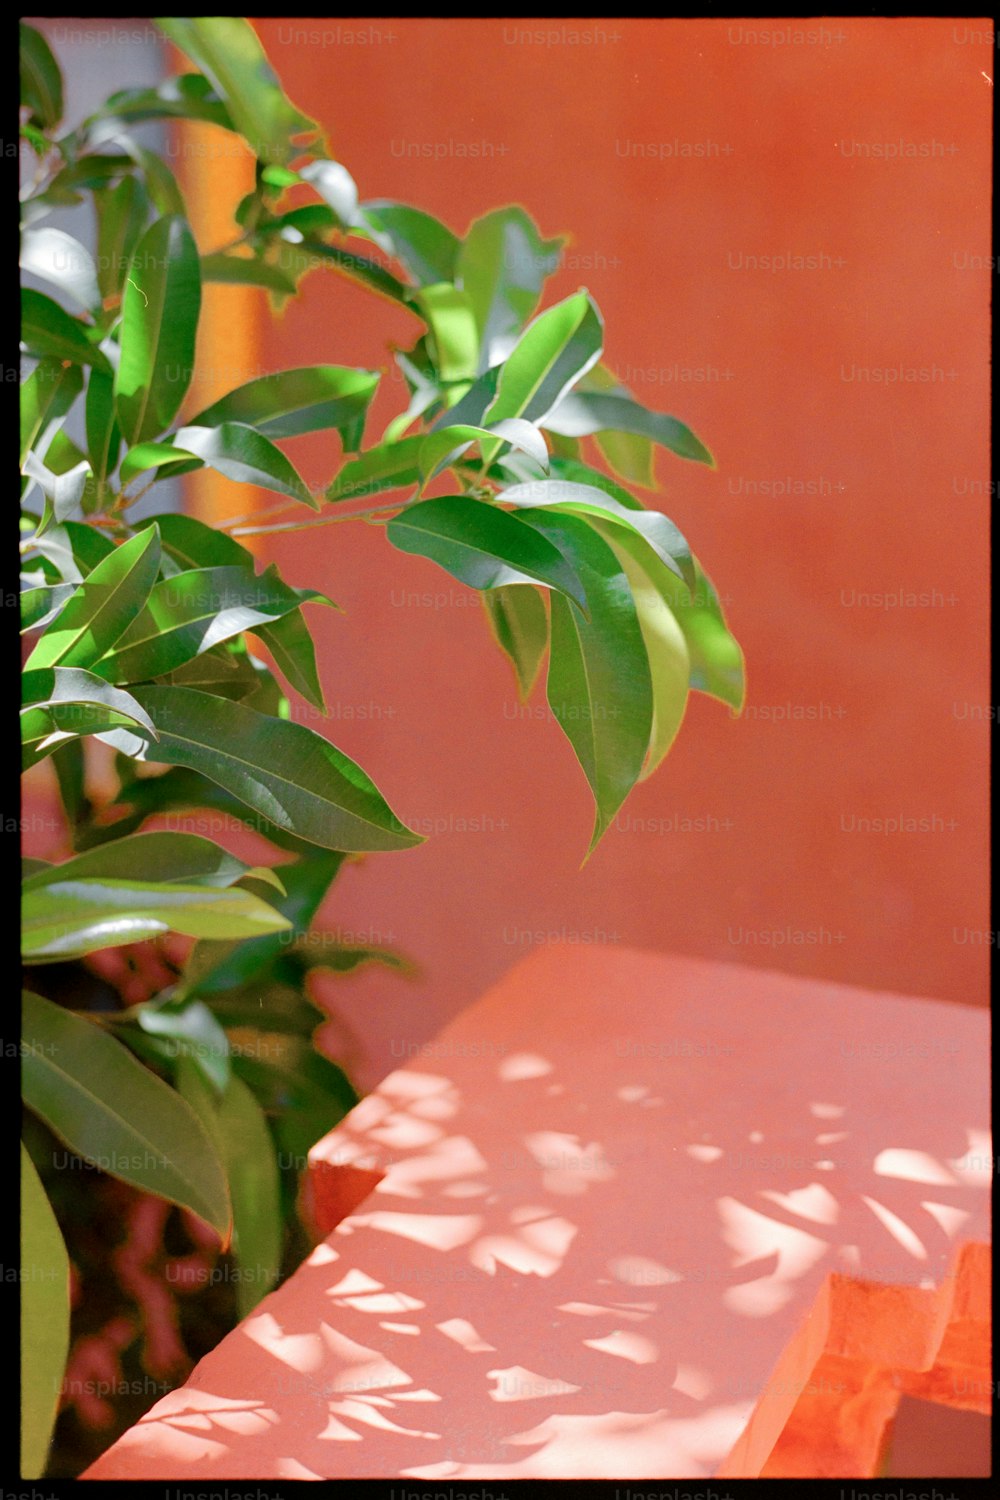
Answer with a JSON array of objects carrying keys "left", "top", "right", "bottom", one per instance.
[{"left": 170, "top": 89, "right": 261, "bottom": 549}]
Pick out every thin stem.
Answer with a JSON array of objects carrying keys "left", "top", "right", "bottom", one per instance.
[{"left": 230, "top": 500, "right": 404, "bottom": 537}]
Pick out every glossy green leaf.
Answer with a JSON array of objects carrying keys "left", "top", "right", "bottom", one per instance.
[
  {"left": 22, "top": 991, "right": 231, "bottom": 1234},
  {"left": 93, "top": 563, "right": 331, "bottom": 683},
  {"left": 51, "top": 738, "right": 90, "bottom": 833},
  {"left": 20, "top": 22, "right": 63, "bottom": 129},
  {"left": 21, "top": 289, "right": 111, "bottom": 373},
  {"left": 200, "top": 253, "right": 296, "bottom": 296},
  {"left": 20, "top": 226, "right": 101, "bottom": 315},
  {"left": 91, "top": 72, "right": 234, "bottom": 131},
  {"left": 20, "top": 1144, "right": 69, "bottom": 1479},
  {"left": 481, "top": 290, "right": 603, "bottom": 464},
  {"left": 119, "top": 441, "right": 203, "bottom": 485},
  {"left": 26, "top": 520, "right": 115, "bottom": 583},
  {"left": 500, "top": 477, "right": 695, "bottom": 590},
  {"left": 186, "top": 851, "right": 344, "bottom": 996},
  {"left": 114, "top": 215, "right": 201, "bottom": 445},
  {"left": 456, "top": 205, "right": 564, "bottom": 370},
  {"left": 215, "top": 1077, "right": 282, "bottom": 1313},
  {"left": 482, "top": 585, "right": 549, "bottom": 701},
  {"left": 25, "top": 525, "right": 161, "bottom": 672},
  {"left": 23, "top": 830, "right": 278, "bottom": 894},
  {"left": 593, "top": 521, "right": 690, "bottom": 779},
  {"left": 164, "top": 641, "right": 265, "bottom": 700},
  {"left": 412, "top": 283, "right": 479, "bottom": 385},
  {"left": 387, "top": 494, "right": 587, "bottom": 610},
  {"left": 22, "top": 450, "right": 90, "bottom": 525},
  {"left": 544, "top": 389, "right": 714, "bottom": 466},
  {"left": 21, "top": 667, "right": 157, "bottom": 768},
  {"left": 578, "top": 363, "right": 655, "bottom": 485},
  {"left": 256, "top": 607, "right": 326, "bottom": 710},
  {"left": 546, "top": 454, "right": 643, "bottom": 510},
  {"left": 23, "top": 877, "right": 289, "bottom": 960},
  {"left": 95, "top": 685, "right": 424, "bottom": 853},
  {"left": 520, "top": 510, "right": 653, "bottom": 854},
  {"left": 190, "top": 365, "right": 379, "bottom": 441},
  {"left": 171, "top": 423, "right": 316, "bottom": 508},
  {"left": 131, "top": 997, "right": 231, "bottom": 1093},
  {"left": 84, "top": 368, "right": 121, "bottom": 491},
  {"left": 326, "top": 435, "right": 424, "bottom": 502},
  {"left": 360, "top": 199, "right": 460, "bottom": 285},
  {"left": 20, "top": 358, "right": 83, "bottom": 469},
  {"left": 300, "top": 158, "right": 359, "bottom": 228},
  {"left": 418, "top": 419, "right": 548, "bottom": 488},
  {"left": 94, "top": 175, "right": 150, "bottom": 300},
  {"left": 20, "top": 583, "right": 76, "bottom": 635},
  {"left": 140, "top": 511, "right": 251, "bottom": 571},
  {"left": 157, "top": 16, "right": 318, "bottom": 163},
  {"left": 428, "top": 365, "right": 501, "bottom": 432},
  {"left": 121, "top": 140, "right": 186, "bottom": 217},
  {"left": 644, "top": 555, "right": 745, "bottom": 713}
]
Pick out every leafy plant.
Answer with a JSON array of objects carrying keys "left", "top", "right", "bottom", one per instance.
[{"left": 19, "top": 17, "right": 744, "bottom": 1477}]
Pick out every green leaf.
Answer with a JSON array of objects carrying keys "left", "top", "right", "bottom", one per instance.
[
  {"left": 482, "top": 585, "right": 549, "bottom": 700},
  {"left": 215, "top": 1077, "right": 282, "bottom": 1313},
  {"left": 94, "top": 175, "right": 149, "bottom": 301},
  {"left": 326, "top": 435, "right": 424, "bottom": 502},
  {"left": 576, "top": 363, "right": 655, "bottom": 485},
  {"left": 200, "top": 253, "right": 296, "bottom": 296},
  {"left": 20, "top": 1145, "right": 70, "bottom": 1480},
  {"left": 644, "top": 555, "right": 745, "bottom": 713},
  {"left": 546, "top": 454, "right": 643, "bottom": 510},
  {"left": 21, "top": 667, "right": 158, "bottom": 769},
  {"left": 300, "top": 159, "right": 359, "bottom": 228},
  {"left": 164, "top": 641, "right": 266, "bottom": 701},
  {"left": 24, "top": 526, "right": 161, "bottom": 673},
  {"left": 91, "top": 72, "right": 234, "bottom": 131},
  {"left": 544, "top": 390, "right": 714, "bottom": 467},
  {"left": 359, "top": 200, "right": 460, "bottom": 285},
  {"left": 20, "top": 226, "right": 101, "bottom": 315},
  {"left": 20, "top": 584, "right": 76, "bottom": 635},
  {"left": 428, "top": 364, "right": 501, "bottom": 432},
  {"left": 519, "top": 510, "right": 653, "bottom": 854},
  {"left": 418, "top": 419, "right": 549, "bottom": 488},
  {"left": 20, "top": 358, "right": 83, "bottom": 469},
  {"left": 114, "top": 215, "right": 202, "bottom": 445},
  {"left": 121, "top": 140, "right": 186, "bottom": 217},
  {"left": 23, "top": 830, "right": 276, "bottom": 893},
  {"left": 139, "top": 510, "right": 252, "bottom": 571},
  {"left": 95, "top": 685, "right": 425, "bottom": 853},
  {"left": 500, "top": 477, "right": 695, "bottom": 591},
  {"left": 190, "top": 365, "right": 379, "bottom": 441},
  {"left": 26, "top": 520, "right": 115, "bottom": 583},
  {"left": 20, "top": 288, "right": 111, "bottom": 373},
  {"left": 231, "top": 1034, "right": 356, "bottom": 1156},
  {"left": 93, "top": 563, "right": 330, "bottom": 683},
  {"left": 171, "top": 422, "right": 317, "bottom": 508},
  {"left": 481, "top": 290, "right": 603, "bottom": 464},
  {"left": 186, "top": 851, "right": 344, "bottom": 997},
  {"left": 22, "top": 449, "right": 90, "bottom": 525},
  {"left": 456, "top": 205, "right": 564, "bottom": 370},
  {"left": 387, "top": 494, "right": 587, "bottom": 610},
  {"left": 20, "top": 22, "right": 63, "bottom": 130},
  {"left": 22, "top": 874, "right": 290, "bottom": 961},
  {"left": 119, "top": 442, "right": 204, "bottom": 485},
  {"left": 257, "top": 607, "right": 326, "bottom": 710},
  {"left": 592, "top": 521, "right": 690, "bottom": 779},
  {"left": 51, "top": 739, "right": 90, "bottom": 833},
  {"left": 84, "top": 368, "right": 121, "bottom": 492},
  {"left": 156, "top": 17, "right": 318, "bottom": 164},
  {"left": 131, "top": 997, "right": 231, "bottom": 1093},
  {"left": 299, "top": 942, "right": 414, "bottom": 976},
  {"left": 292, "top": 239, "right": 410, "bottom": 306},
  {"left": 22, "top": 991, "right": 231, "bottom": 1235},
  {"left": 412, "top": 283, "right": 480, "bottom": 385}
]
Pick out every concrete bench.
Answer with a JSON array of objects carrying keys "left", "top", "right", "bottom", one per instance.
[{"left": 85, "top": 946, "right": 991, "bottom": 1479}]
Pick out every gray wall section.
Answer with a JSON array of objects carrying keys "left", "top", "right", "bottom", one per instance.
[{"left": 21, "top": 18, "right": 181, "bottom": 520}]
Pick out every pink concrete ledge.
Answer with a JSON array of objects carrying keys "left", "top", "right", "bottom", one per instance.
[{"left": 85, "top": 946, "right": 991, "bottom": 1480}]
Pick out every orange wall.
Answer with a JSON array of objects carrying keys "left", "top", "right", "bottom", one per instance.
[
  {"left": 25, "top": 19, "right": 984, "bottom": 1083},
  {"left": 231, "top": 17, "right": 991, "bottom": 1082}
]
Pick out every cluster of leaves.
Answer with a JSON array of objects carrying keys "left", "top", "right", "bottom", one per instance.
[{"left": 19, "top": 16, "right": 744, "bottom": 1477}]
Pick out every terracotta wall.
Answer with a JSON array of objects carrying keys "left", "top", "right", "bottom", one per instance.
[
  {"left": 27, "top": 19, "right": 991, "bottom": 1087},
  {"left": 233, "top": 17, "right": 992, "bottom": 1082}
]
